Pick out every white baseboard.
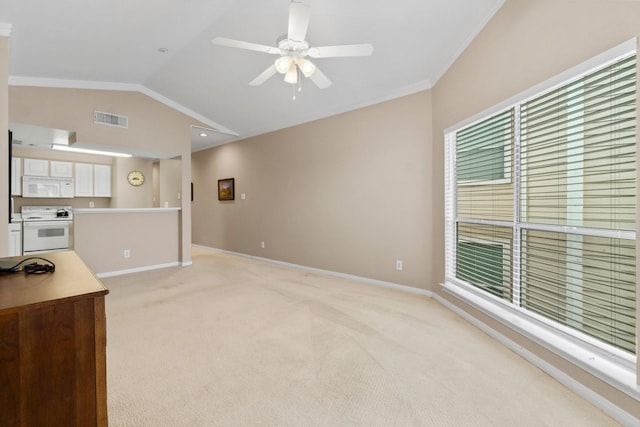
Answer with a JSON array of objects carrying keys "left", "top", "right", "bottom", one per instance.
[
  {"left": 192, "top": 245, "right": 433, "bottom": 298},
  {"left": 96, "top": 261, "right": 180, "bottom": 278}
]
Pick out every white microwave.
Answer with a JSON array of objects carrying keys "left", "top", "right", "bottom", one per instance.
[{"left": 22, "top": 176, "right": 74, "bottom": 198}]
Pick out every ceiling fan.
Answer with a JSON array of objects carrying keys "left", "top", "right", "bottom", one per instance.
[{"left": 211, "top": 1, "right": 373, "bottom": 91}]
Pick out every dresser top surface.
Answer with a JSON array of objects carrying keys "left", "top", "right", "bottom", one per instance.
[{"left": 0, "top": 250, "right": 108, "bottom": 312}]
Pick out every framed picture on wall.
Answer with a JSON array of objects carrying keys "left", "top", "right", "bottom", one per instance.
[{"left": 218, "top": 178, "right": 235, "bottom": 201}]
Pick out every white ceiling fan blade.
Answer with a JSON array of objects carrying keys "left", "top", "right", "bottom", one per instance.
[
  {"left": 212, "top": 37, "right": 280, "bottom": 55},
  {"left": 287, "top": 2, "right": 311, "bottom": 42},
  {"left": 308, "top": 44, "right": 374, "bottom": 58},
  {"left": 309, "top": 67, "right": 332, "bottom": 89},
  {"left": 249, "top": 64, "right": 277, "bottom": 86}
]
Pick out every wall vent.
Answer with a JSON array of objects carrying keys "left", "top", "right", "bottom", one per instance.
[{"left": 94, "top": 111, "right": 128, "bottom": 128}]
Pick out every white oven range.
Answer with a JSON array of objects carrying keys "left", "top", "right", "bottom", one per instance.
[{"left": 21, "top": 206, "right": 73, "bottom": 254}]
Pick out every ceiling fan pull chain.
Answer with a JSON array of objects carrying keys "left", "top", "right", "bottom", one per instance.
[{"left": 292, "top": 65, "right": 302, "bottom": 100}]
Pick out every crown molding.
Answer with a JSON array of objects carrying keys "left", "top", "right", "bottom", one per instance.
[
  {"left": 8, "top": 76, "right": 239, "bottom": 137},
  {"left": 137, "top": 85, "right": 238, "bottom": 136},
  {"left": 9, "top": 76, "right": 138, "bottom": 91}
]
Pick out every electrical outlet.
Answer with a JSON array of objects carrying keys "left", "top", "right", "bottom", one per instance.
[
  {"left": 124, "top": 249, "right": 131, "bottom": 258},
  {"left": 396, "top": 260, "right": 403, "bottom": 271},
  {"left": 260, "top": 241, "right": 265, "bottom": 249},
  {"left": 89, "top": 202, "right": 95, "bottom": 208}
]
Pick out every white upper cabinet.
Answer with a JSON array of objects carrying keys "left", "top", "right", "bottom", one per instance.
[
  {"left": 75, "top": 163, "right": 94, "bottom": 197},
  {"left": 94, "top": 164, "right": 112, "bottom": 197},
  {"left": 75, "top": 163, "right": 111, "bottom": 197},
  {"left": 19, "top": 157, "right": 112, "bottom": 198},
  {"left": 23, "top": 158, "right": 49, "bottom": 176},
  {"left": 50, "top": 161, "right": 73, "bottom": 178}
]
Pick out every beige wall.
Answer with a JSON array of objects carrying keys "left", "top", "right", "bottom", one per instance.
[
  {"left": 73, "top": 210, "right": 179, "bottom": 274},
  {"left": 8, "top": 86, "right": 199, "bottom": 264},
  {"left": 112, "top": 156, "right": 154, "bottom": 208},
  {"left": 159, "top": 157, "right": 182, "bottom": 208},
  {"left": 0, "top": 36, "right": 9, "bottom": 256},
  {"left": 10, "top": 87, "right": 187, "bottom": 156},
  {"left": 192, "top": 91, "right": 432, "bottom": 289},
  {"left": 431, "top": 0, "right": 640, "bottom": 415}
]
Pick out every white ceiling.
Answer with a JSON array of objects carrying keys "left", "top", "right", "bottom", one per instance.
[{"left": 2, "top": 0, "right": 504, "bottom": 152}]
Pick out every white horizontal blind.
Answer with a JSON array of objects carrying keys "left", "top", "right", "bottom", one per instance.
[
  {"left": 446, "top": 53, "right": 637, "bottom": 355},
  {"left": 519, "top": 55, "right": 636, "bottom": 353}
]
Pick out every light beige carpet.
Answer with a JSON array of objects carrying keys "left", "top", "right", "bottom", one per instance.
[{"left": 102, "top": 247, "right": 622, "bottom": 426}]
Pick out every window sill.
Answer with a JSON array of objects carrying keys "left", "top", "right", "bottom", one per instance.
[{"left": 441, "top": 280, "right": 639, "bottom": 401}]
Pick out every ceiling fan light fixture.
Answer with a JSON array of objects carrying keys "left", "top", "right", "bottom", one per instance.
[
  {"left": 275, "top": 55, "right": 294, "bottom": 74},
  {"left": 296, "top": 58, "right": 316, "bottom": 78},
  {"left": 284, "top": 64, "right": 298, "bottom": 84}
]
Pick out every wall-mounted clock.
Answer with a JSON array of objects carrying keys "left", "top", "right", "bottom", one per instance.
[{"left": 127, "top": 170, "right": 145, "bottom": 186}]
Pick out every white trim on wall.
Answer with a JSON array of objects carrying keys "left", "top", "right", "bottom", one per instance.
[
  {"left": 193, "top": 244, "right": 434, "bottom": 298},
  {"left": 8, "top": 76, "right": 239, "bottom": 138},
  {"left": 96, "top": 261, "right": 180, "bottom": 278}
]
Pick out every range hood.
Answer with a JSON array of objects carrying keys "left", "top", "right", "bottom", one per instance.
[{"left": 10, "top": 122, "right": 76, "bottom": 149}]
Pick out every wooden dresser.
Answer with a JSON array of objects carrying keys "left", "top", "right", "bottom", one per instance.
[{"left": 0, "top": 251, "right": 109, "bottom": 427}]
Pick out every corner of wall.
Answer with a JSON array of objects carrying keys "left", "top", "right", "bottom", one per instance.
[{"left": 1, "top": 35, "right": 11, "bottom": 255}]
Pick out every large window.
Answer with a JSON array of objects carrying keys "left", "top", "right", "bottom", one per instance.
[{"left": 445, "top": 52, "right": 637, "bottom": 356}]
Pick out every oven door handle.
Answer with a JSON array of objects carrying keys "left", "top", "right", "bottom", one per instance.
[{"left": 23, "top": 221, "right": 71, "bottom": 228}]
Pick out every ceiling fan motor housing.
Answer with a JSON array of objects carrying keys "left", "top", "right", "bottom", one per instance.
[
  {"left": 277, "top": 37, "right": 310, "bottom": 57},
  {"left": 275, "top": 36, "right": 315, "bottom": 80}
]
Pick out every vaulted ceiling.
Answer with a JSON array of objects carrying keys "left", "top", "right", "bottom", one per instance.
[{"left": 2, "top": 0, "right": 504, "bottom": 151}]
